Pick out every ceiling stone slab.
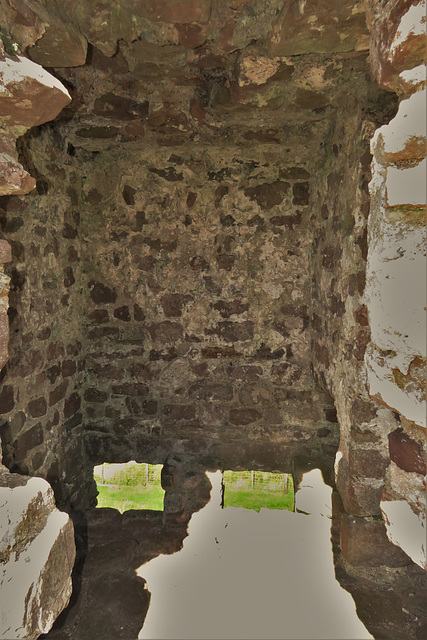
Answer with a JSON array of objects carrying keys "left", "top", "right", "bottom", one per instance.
[
  {"left": 27, "top": 19, "right": 88, "bottom": 67},
  {"left": 269, "top": 0, "right": 370, "bottom": 56}
]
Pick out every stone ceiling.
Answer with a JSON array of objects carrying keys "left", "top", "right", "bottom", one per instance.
[{"left": 0, "top": 0, "right": 384, "bottom": 156}]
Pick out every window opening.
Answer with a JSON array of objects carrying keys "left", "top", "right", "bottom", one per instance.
[
  {"left": 93, "top": 461, "right": 164, "bottom": 512},
  {"left": 222, "top": 470, "right": 295, "bottom": 512}
]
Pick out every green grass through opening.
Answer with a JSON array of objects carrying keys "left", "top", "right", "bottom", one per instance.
[
  {"left": 223, "top": 470, "right": 295, "bottom": 512},
  {"left": 94, "top": 462, "right": 164, "bottom": 513},
  {"left": 94, "top": 464, "right": 295, "bottom": 514}
]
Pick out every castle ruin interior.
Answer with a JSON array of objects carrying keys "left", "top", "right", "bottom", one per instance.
[{"left": 0, "top": 0, "right": 425, "bottom": 638}]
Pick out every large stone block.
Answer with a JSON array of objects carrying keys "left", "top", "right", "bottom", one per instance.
[
  {"left": 0, "top": 467, "right": 75, "bottom": 639},
  {"left": 340, "top": 513, "right": 412, "bottom": 567},
  {"left": 0, "top": 55, "right": 71, "bottom": 127},
  {"left": 270, "top": 0, "right": 369, "bottom": 56},
  {"left": 27, "top": 20, "right": 87, "bottom": 67}
]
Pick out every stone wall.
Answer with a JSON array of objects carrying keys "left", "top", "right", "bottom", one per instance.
[
  {"left": 310, "top": 71, "right": 400, "bottom": 516},
  {"left": 0, "top": 49, "right": 76, "bottom": 640},
  {"left": 0, "top": 0, "right": 423, "bottom": 556},
  {"left": 80, "top": 142, "right": 337, "bottom": 476},
  {"left": 0, "top": 125, "right": 89, "bottom": 511}
]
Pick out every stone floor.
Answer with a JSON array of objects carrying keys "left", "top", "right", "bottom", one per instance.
[
  {"left": 41, "top": 509, "right": 188, "bottom": 640},
  {"left": 42, "top": 467, "right": 427, "bottom": 640}
]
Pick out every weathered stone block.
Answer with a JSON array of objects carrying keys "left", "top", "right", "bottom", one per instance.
[
  {"left": 271, "top": 362, "right": 303, "bottom": 387},
  {"left": 0, "top": 384, "right": 14, "bottom": 413},
  {"left": 148, "top": 321, "right": 184, "bottom": 342},
  {"left": 125, "top": 397, "right": 158, "bottom": 417},
  {"left": 114, "top": 306, "right": 131, "bottom": 322},
  {"left": 227, "top": 365, "right": 263, "bottom": 381},
  {"left": 0, "top": 470, "right": 75, "bottom": 639},
  {"left": 27, "top": 396, "right": 47, "bottom": 418},
  {"left": 0, "top": 55, "right": 71, "bottom": 128},
  {"left": 206, "top": 321, "right": 254, "bottom": 342},
  {"left": 336, "top": 455, "right": 383, "bottom": 516},
  {"left": 111, "top": 383, "right": 149, "bottom": 396},
  {"left": 62, "top": 360, "right": 77, "bottom": 377},
  {"left": 230, "top": 408, "right": 261, "bottom": 426},
  {"left": 348, "top": 447, "right": 389, "bottom": 479},
  {"left": 244, "top": 182, "right": 289, "bottom": 210},
  {"left": 88, "top": 326, "right": 120, "bottom": 339},
  {"left": 292, "top": 182, "right": 310, "bottom": 205},
  {"left": 0, "top": 155, "right": 36, "bottom": 196},
  {"left": 49, "top": 381, "right": 69, "bottom": 407},
  {"left": 189, "top": 381, "right": 233, "bottom": 402},
  {"left": 279, "top": 167, "right": 310, "bottom": 180},
  {"left": 388, "top": 427, "right": 426, "bottom": 475},
  {"left": 162, "top": 404, "right": 197, "bottom": 421},
  {"left": 89, "top": 281, "right": 117, "bottom": 304},
  {"left": 340, "top": 513, "right": 411, "bottom": 567},
  {"left": 13, "top": 424, "right": 43, "bottom": 460},
  {"left": 161, "top": 294, "right": 193, "bottom": 318},
  {"left": 201, "top": 346, "right": 241, "bottom": 359},
  {"left": 27, "top": 17, "right": 87, "bottom": 68},
  {"left": 64, "top": 392, "right": 81, "bottom": 420},
  {"left": 270, "top": 0, "right": 369, "bottom": 56},
  {"left": 46, "top": 364, "right": 61, "bottom": 384},
  {"left": 84, "top": 388, "right": 108, "bottom": 403},
  {"left": 212, "top": 300, "right": 249, "bottom": 319}
]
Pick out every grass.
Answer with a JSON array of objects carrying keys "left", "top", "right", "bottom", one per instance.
[
  {"left": 223, "top": 471, "right": 295, "bottom": 513},
  {"left": 94, "top": 464, "right": 295, "bottom": 514},
  {"left": 94, "top": 463, "right": 164, "bottom": 512},
  {"left": 96, "top": 484, "right": 165, "bottom": 512}
]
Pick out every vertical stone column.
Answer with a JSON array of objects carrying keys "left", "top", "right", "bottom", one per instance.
[
  {"left": 365, "top": 0, "right": 426, "bottom": 568},
  {"left": 161, "top": 455, "right": 212, "bottom": 526},
  {"left": 0, "top": 51, "right": 76, "bottom": 636},
  {"left": 0, "top": 240, "right": 11, "bottom": 373}
]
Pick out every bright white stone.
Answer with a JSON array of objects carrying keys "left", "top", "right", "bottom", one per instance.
[
  {"left": 400, "top": 64, "right": 427, "bottom": 86},
  {"left": 365, "top": 350, "right": 426, "bottom": 427},
  {"left": 380, "top": 499, "right": 426, "bottom": 570},
  {"left": 0, "top": 476, "right": 73, "bottom": 640},
  {"left": 392, "top": 1, "right": 426, "bottom": 50},
  {"left": 378, "top": 88, "right": 426, "bottom": 156},
  {"left": 366, "top": 206, "right": 426, "bottom": 370},
  {"left": 0, "top": 55, "right": 71, "bottom": 98},
  {"left": 386, "top": 159, "right": 427, "bottom": 206}
]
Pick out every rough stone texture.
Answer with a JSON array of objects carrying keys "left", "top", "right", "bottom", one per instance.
[
  {"left": 364, "top": 0, "right": 426, "bottom": 564},
  {"left": 332, "top": 491, "right": 427, "bottom": 640},
  {"left": 0, "top": 132, "right": 90, "bottom": 511},
  {"left": 0, "top": 55, "right": 71, "bottom": 127},
  {"left": 0, "top": 52, "right": 77, "bottom": 640},
  {"left": 270, "top": 0, "right": 370, "bottom": 56},
  {"left": 0, "top": 3, "right": 424, "bottom": 635},
  {"left": 309, "top": 70, "right": 399, "bottom": 515},
  {"left": 0, "top": 465, "right": 75, "bottom": 640},
  {"left": 366, "top": 0, "right": 427, "bottom": 94},
  {"left": 0, "top": 0, "right": 406, "bottom": 519}
]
